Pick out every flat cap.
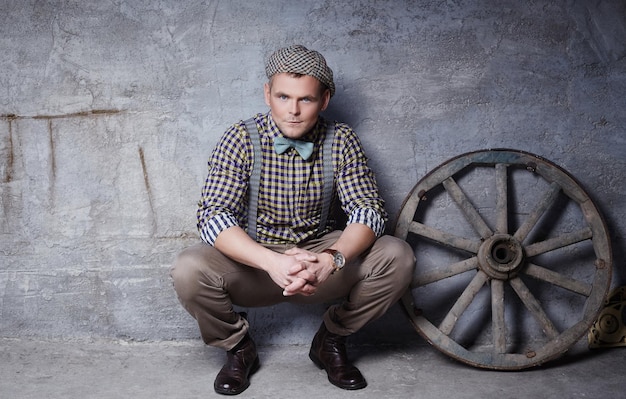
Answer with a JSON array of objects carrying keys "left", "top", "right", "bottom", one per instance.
[{"left": 265, "top": 45, "right": 335, "bottom": 97}]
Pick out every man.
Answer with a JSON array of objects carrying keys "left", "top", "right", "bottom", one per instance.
[{"left": 171, "top": 45, "right": 415, "bottom": 395}]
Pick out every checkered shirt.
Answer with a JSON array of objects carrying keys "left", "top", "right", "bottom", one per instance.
[{"left": 197, "top": 112, "right": 387, "bottom": 245}]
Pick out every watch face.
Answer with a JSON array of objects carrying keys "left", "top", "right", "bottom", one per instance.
[{"left": 334, "top": 252, "right": 345, "bottom": 269}]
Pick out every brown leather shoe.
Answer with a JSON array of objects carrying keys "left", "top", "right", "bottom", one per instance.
[
  {"left": 214, "top": 334, "right": 260, "bottom": 395},
  {"left": 309, "top": 322, "right": 367, "bottom": 390}
]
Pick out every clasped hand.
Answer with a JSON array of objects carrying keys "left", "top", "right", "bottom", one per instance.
[{"left": 270, "top": 247, "right": 334, "bottom": 297}]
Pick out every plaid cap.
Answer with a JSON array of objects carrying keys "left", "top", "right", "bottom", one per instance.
[{"left": 265, "top": 45, "right": 335, "bottom": 97}]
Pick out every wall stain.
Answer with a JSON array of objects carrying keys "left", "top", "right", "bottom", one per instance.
[
  {"left": 4, "top": 117, "right": 15, "bottom": 183},
  {"left": 0, "top": 109, "right": 122, "bottom": 120},
  {"left": 47, "top": 120, "right": 57, "bottom": 180},
  {"left": 1, "top": 110, "right": 123, "bottom": 185},
  {"left": 138, "top": 146, "right": 157, "bottom": 234}
]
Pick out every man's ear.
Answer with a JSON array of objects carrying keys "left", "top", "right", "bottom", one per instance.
[
  {"left": 320, "top": 89, "right": 331, "bottom": 111},
  {"left": 264, "top": 82, "right": 271, "bottom": 106}
]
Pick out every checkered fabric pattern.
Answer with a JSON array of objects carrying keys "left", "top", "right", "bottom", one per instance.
[
  {"left": 265, "top": 45, "right": 336, "bottom": 97},
  {"left": 197, "top": 112, "right": 387, "bottom": 245}
]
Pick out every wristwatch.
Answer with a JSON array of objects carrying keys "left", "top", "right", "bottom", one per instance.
[{"left": 322, "top": 249, "right": 345, "bottom": 273}]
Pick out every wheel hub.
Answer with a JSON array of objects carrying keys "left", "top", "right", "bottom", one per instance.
[{"left": 477, "top": 234, "right": 524, "bottom": 280}]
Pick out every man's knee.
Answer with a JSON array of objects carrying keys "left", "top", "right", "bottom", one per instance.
[
  {"left": 376, "top": 235, "right": 416, "bottom": 283},
  {"left": 170, "top": 245, "right": 209, "bottom": 302}
]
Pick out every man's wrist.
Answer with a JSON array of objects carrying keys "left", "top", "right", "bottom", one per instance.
[{"left": 322, "top": 249, "right": 345, "bottom": 273}]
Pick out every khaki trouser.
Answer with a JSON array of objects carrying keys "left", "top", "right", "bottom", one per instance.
[{"left": 170, "top": 231, "right": 415, "bottom": 350}]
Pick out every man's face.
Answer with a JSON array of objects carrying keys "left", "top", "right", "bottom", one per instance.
[{"left": 264, "top": 73, "right": 331, "bottom": 139}]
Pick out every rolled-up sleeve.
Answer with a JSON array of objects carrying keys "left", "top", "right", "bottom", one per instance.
[
  {"left": 347, "top": 207, "right": 386, "bottom": 237},
  {"left": 198, "top": 212, "right": 239, "bottom": 246}
]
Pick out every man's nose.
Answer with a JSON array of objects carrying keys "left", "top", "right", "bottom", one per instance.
[{"left": 289, "top": 100, "right": 300, "bottom": 115}]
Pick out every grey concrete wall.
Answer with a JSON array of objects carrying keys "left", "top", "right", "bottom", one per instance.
[{"left": 1, "top": 0, "right": 625, "bottom": 344}]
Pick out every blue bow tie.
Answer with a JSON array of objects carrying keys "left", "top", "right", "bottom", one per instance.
[{"left": 273, "top": 136, "right": 314, "bottom": 160}]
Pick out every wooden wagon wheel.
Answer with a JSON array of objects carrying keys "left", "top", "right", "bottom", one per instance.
[{"left": 394, "top": 149, "right": 612, "bottom": 370}]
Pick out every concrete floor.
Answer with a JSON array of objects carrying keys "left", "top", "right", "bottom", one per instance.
[{"left": 1, "top": 337, "right": 623, "bottom": 399}]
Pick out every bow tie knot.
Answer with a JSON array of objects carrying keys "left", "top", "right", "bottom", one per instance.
[{"left": 273, "top": 136, "right": 314, "bottom": 160}]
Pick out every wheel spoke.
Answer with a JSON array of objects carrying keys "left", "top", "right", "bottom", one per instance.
[
  {"left": 524, "top": 227, "right": 593, "bottom": 257},
  {"left": 439, "top": 271, "right": 489, "bottom": 336},
  {"left": 443, "top": 177, "right": 493, "bottom": 239},
  {"left": 524, "top": 262, "right": 592, "bottom": 296},
  {"left": 509, "top": 277, "right": 559, "bottom": 339},
  {"left": 495, "top": 163, "right": 508, "bottom": 234},
  {"left": 412, "top": 257, "right": 479, "bottom": 288},
  {"left": 409, "top": 221, "right": 481, "bottom": 253},
  {"left": 491, "top": 279, "right": 506, "bottom": 354},
  {"left": 513, "top": 182, "right": 561, "bottom": 242}
]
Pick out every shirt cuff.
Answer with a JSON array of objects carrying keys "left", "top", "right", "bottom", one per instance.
[
  {"left": 199, "top": 212, "right": 239, "bottom": 246},
  {"left": 347, "top": 207, "right": 386, "bottom": 237}
]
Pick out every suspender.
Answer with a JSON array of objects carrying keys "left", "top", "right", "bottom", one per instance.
[
  {"left": 244, "top": 118, "right": 263, "bottom": 242},
  {"left": 317, "top": 123, "right": 335, "bottom": 236},
  {"left": 243, "top": 118, "right": 335, "bottom": 241}
]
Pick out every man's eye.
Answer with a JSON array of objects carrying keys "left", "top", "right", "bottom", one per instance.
[
  {"left": 279, "top": 95, "right": 288, "bottom": 100},
  {"left": 301, "top": 98, "right": 311, "bottom": 103}
]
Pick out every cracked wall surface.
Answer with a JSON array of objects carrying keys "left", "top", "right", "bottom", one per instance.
[{"left": 1, "top": 0, "right": 625, "bottom": 343}]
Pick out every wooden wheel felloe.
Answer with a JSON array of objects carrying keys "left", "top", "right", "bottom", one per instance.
[{"left": 394, "top": 149, "right": 612, "bottom": 370}]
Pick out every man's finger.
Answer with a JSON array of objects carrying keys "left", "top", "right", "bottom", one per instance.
[{"left": 283, "top": 278, "right": 306, "bottom": 296}]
